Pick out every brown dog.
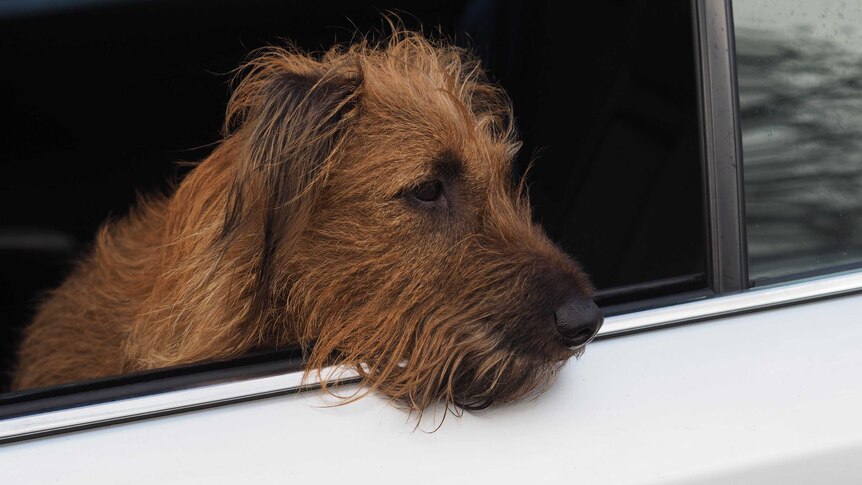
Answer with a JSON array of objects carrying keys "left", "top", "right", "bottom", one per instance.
[{"left": 13, "top": 31, "right": 603, "bottom": 411}]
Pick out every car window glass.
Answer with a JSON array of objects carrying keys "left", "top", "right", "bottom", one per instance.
[{"left": 734, "top": 0, "right": 862, "bottom": 283}]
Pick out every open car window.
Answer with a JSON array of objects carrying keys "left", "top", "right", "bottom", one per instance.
[{"left": 0, "top": 0, "right": 706, "bottom": 399}]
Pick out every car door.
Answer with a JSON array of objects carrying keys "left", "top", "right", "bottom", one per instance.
[{"left": 2, "top": 1, "right": 862, "bottom": 483}]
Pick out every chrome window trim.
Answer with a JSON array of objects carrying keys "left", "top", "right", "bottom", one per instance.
[
  {"left": 0, "top": 367, "right": 360, "bottom": 444},
  {"left": 3, "top": 269, "right": 862, "bottom": 444},
  {"left": 600, "top": 269, "right": 862, "bottom": 337}
]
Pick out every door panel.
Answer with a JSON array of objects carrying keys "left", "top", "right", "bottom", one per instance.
[{"left": 4, "top": 293, "right": 861, "bottom": 484}]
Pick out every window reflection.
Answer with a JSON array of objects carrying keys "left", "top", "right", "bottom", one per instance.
[{"left": 735, "top": 0, "right": 862, "bottom": 282}]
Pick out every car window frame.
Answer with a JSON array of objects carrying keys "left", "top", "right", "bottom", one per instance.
[{"left": 696, "top": 0, "right": 748, "bottom": 294}]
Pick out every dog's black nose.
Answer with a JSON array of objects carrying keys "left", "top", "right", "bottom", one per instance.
[{"left": 554, "top": 297, "right": 603, "bottom": 347}]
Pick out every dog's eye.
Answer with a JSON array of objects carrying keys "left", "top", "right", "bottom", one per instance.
[{"left": 409, "top": 180, "right": 444, "bottom": 203}]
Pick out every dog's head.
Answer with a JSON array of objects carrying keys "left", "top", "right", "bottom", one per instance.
[{"left": 220, "top": 31, "right": 602, "bottom": 412}]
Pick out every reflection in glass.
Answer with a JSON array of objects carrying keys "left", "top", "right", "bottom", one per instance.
[{"left": 735, "top": 0, "right": 862, "bottom": 281}]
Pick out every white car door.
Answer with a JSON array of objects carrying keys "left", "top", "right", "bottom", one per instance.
[
  {"left": 2, "top": 1, "right": 862, "bottom": 483},
  {"left": 3, "top": 277, "right": 861, "bottom": 484}
]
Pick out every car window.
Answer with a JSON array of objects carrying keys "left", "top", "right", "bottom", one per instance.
[
  {"left": 505, "top": 2, "right": 706, "bottom": 308},
  {"left": 734, "top": 0, "right": 862, "bottom": 283},
  {"left": 0, "top": 0, "right": 703, "bottom": 396}
]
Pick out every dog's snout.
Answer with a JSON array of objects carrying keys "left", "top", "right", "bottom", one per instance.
[{"left": 554, "top": 297, "right": 603, "bottom": 347}]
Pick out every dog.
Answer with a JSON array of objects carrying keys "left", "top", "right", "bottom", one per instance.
[{"left": 13, "top": 30, "right": 603, "bottom": 412}]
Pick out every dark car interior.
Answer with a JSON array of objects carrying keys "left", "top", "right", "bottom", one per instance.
[{"left": 0, "top": 0, "right": 704, "bottom": 393}]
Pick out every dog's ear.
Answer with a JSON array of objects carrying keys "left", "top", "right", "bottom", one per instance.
[{"left": 220, "top": 49, "right": 363, "bottom": 298}]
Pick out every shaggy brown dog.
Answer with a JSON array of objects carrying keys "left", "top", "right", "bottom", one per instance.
[{"left": 13, "top": 31, "right": 603, "bottom": 411}]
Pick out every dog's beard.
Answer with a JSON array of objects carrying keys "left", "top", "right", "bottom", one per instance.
[
  {"left": 446, "top": 345, "right": 570, "bottom": 411},
  {"left": 572, "top": 344, "right": 586, "bottom": 359},
  {"left": 312, "top": 332, "right": 569, "bottom": 415},
  {"left": 302, "top": 288, "right": 578, "bottom": 414}
]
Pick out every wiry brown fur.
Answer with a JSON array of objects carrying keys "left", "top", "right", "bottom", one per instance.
[{"left": 13, "top": 29, "right": 595, "bottom": 413}]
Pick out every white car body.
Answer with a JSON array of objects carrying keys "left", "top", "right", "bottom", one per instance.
[
  {"left": 3, "top": 273, "right": 862, "bottom": 484},
  {"left": 3, "top": 1, "right": 862, "bottom": 483}
]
